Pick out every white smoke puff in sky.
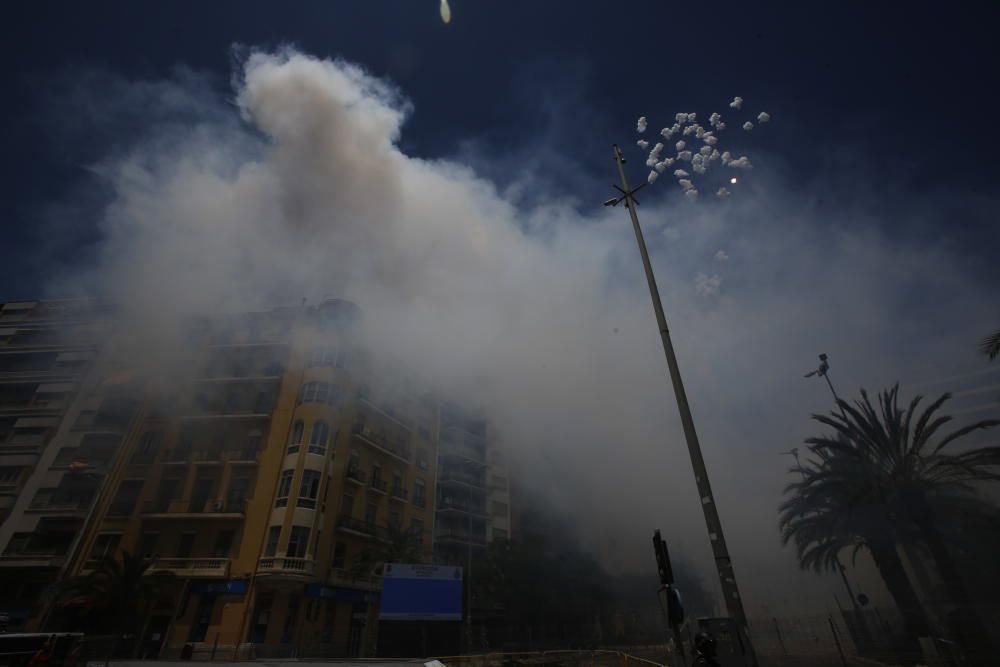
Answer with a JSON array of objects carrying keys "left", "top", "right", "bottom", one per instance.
[
  {"left": 730, "top": 96, "right": 743, "bottom": 109},
  {"left": 743, "top": 121, "right": 754, "bottom": 131},
  {"left": 715, "top": 249, "right": 730, "bottom": 261},
  {"left": 699, "top": 145, "right": 712, "bottom": 156},
  {"left": 721, "top": 150, "right": 732, "bottom": 164},
  {"left": 661, "top": 225, "right": 680, "bottom": 240},
  {"left": 685, "top": 189, "right": 699, "bottom": 202},
  {"left": 675, "top": 112, "right": 688, "bottom": 123},
  {"left": 652, "top": 141, "right": 664, "bottom": 155},
  {"left": 676, "top": 140, "right": 686, "bottom": 151},
  {"left": 440, "top": 0, "right": 452, "bottom": 23},
  {"left": 646, "top": 157, "right": 657, "bottom": 167},
  {"left": 674, "top": 169, "right": 690, "bottom": 178},
  {"left": 716, "top": 121, "right": 726, "bottom": 130},
  {"left": 693, "top": 163, "right": 707, "bottom": 175},
  {"left": 728, "top": 156, "right": 753, "bottom": 169},
  {"left": 647, "top": 170, "right": 659, "bottom": 184},
  {"left": 695, "top": 126, "right": 706, "bottom": 139},
  {"left": 637, "top": 116, "right": 647, "bottom": 133},
  {"left": 678, "top": 179, "right": 694, "bottom": 190},
  {"left": 757, "top": 111, "right": 771, "bottom": 123},
  {"left": 716, "top": 186, "right": 731, "bottom": 197},
  {"left": 709, "top": 112, "right": 721, "bottom": 127},
  {"left": 683, "top": 124, "right": 699, "bottom": 136},
  {"left": 671, "top": 123, "right": 681, "bottom": 134},
  {"left": 663, "top": 157, "right": 675, "bottom": 167},
  {"left": 710, "top": 148, "right": 720, "bottom": 160},
  {"left": 687, "top": 112, "right": 697, "bottom": 122},
  {"left": 677, "top": 150, "right": 692, "bottom": 161},
  {"left": 654, "top": 161, "right": 668, "bottom": 173},
  {"left": 660, "top": 127, "right": 673, "bottom": 138},
  {"left": 703, "top": 134, "right": 717, "bottom": 146},
  {"left": 637, "top": 139, "right": 649, "bottom": 150},
  {"left": 695, "top": 272, "right": 722, "bottom": 295}
]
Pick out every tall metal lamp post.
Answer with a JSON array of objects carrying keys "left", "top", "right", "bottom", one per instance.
[{"left": 606, "top": 144, "right": 757, "bottom": 666}]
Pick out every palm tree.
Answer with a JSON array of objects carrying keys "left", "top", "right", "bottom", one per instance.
[
  {"left": 980, "top": 328, "right": 1000, "bottom": 361},
  {"left": 55, "top": 551, "right": 176, "bottom": 662},
  {"left": 781, "top": 385, "right": 1000, "bottom": 664}
]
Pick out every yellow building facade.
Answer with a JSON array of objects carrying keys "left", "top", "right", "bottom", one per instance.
[{"left": 67, "top": 299, "right": 440, "bottom": 658}]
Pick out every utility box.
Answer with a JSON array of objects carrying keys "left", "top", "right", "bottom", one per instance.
[{"left": 698, "top": 617, "right": 749, "bottom": 667}]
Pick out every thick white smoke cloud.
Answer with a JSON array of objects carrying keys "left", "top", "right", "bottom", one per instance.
[{"left": 46, "top": 49, "right": 999, "bottom": 615}]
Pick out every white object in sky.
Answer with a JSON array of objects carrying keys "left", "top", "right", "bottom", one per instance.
[
  {"left": 674, "top": 169, "right": 690, "bottom": 178},
  {"left": 730, "top": 176, "right": 738, "bottom": 184},
  {"left": 683, "top": 124, "right": 699, "bottom": 136},
  {"left": 704, "top": 134, "right": 718, "bottom": 146},
  {"left": 699, "top": 145, "right": 712, "bottom": 156},
  {"left": 675, "top": 112, "right": 688, "bottom": 124},
  {"left": 637, "top": 139, "right": 649, "bottom": 150},
  {"left": 715, "top": 250, "right": 730, "bottom": 261},
  {"left": 757, "top": 111, "right": 771, "bottom": 123},
  {"left": 728, "top": 156, "right": 753, "bottom": 169},
  {"left": 709, "top": 112, "right": 721, "bottom": 127},
  {"left": 710, "top": 149, "right": 720, "bottom": 160},
  {"left": 648, "top": 170, "right": 659, "bottom": 184},
  {"left": 439, "top": 0, "right": 451, "bottom": 23},
  {"left": 716, "top": 121, "right": 726, "bottom": 130},
  {"left": 677, "top": 150, "right": 693, "bottom": 161},
  {"left": 687, "top": 113, "right": 697, "bottom": 123},
  {"left": 678, "top": 179, "right": 694, "bottom": 190},
  {"left": 676, "top": 140, "right": 686, "bottom": 151},
  {"left": 716, "top": 187, "right": 731, "bottom": 198},
  {"left": 654, "top": 161, "right": 668, "bottom": 173},
  {"left": 637, "top": 116, "right": 648, "bottom": 133},
  {"left": 720, "top": 151, "right": 731, "bottom": 164},
  {"left": 730, "top": 96, "right": 743, "bottom": 109},
  {"left": 685, "top": 189, "right": 699, "bottom": 201},
  {"left": 660, "top": 127, "right": 673, "bottom": 138},
  {"left": 743, "top": 121, "right": 754, "bottom": 131}
]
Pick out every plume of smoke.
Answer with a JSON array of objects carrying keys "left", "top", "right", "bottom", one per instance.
[
  {"left": 728, "top": 156, "right": 753, "bottom": 169},
  {"left": 676, "top": 140, "right": 686, "bottom": 151},
  {"left": 637, "top": 139, "right": 649, "bottom": 150},
  {"left": 677, "top": 150, "right": 693, "bottom": 161},
  {"left": 730, "top": 96, "right": 743, "bottom": 109},
  {"left": 757, "top": 111, "right": 770, "bottom": 123},
  {"left": 685, "top": 189, "right": 699, "bottom": 202},
  {"left": 695, "top": 272, "right": 721, "bottom": 295},
  {"left": 743, "top": 121, "right": 754, "bottom": 131},
  {"left": 647, "top": 170, "right": 659, "bottom": 184},
  {"left": 674, "top": 169, "right": 690, "bottom": 178},
  {"left": 716, "top": 186, "right": 731, "bottom": 197},
  {"left": 715, "top": 249, "right": 730, "bottom": 261},
  {"left": 637, "top": 116, "right": 648, "bottom": 133},
  {"left": 678, "top": 178, "right": 694, "bottom": 190}
]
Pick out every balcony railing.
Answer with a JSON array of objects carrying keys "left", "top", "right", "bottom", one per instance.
[
  {"left": 148, "top": 557, "right": 230, "bottom": 577},
  {"left": 142, "top": 497, "right": 246, "bottom": 516},
  {"left": 329, "top": 567, "right": 380, "bottom": 590},
  {"left": 435, "top": 529, "right": 488, "bottom": 546},
  {"left": 257, "top": 556, "right": 316, "bottom": 576},
  {"left": 437, "top": 469, "right": 487, "bottom": 488},
  {"left": 369, "top": 478, "right": 387, "bottom": 494},
  {"left": 167, "top": 447, "right": 259, "bottom": 463},
  {"left": 390, "top": 485, "right": 408, "bottom": 502},
  {"left": 345, "top": 466, "right": 366, "bottom": 485},
  {"left": 336, "top": 514, "right": 385, "bottom": 540},
  {"left": 437, "top": 498, "right": 488, "bottom": 516},
  {"left": 351, "top": 424, "right": 411, "bottom": 464}
]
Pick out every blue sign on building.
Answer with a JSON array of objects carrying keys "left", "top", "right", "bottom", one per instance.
[
  {"left": 378, "top": 563, "right": 463, "bottom": 621},
  {"left": 189, "top": 579, "right": 248, "bottom": 595}
]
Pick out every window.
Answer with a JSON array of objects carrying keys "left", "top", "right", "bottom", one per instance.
[
  {"left": 0, "top": 466, "right": 22, "bottom": 485},
  {"left": 493, "top": 527, "right": 509, "bottom": 540},
  {"left": 341, "top": 494, "right": 354, "bottom": 517},
  {"left": 131, "top": 432, "right": 160, "bottom": 464},
  {"left": 410, "top": 518, "right": 424, "bottom": 541},
  {"left": 416, "top": 448, "right": 429, "bottom": 470},
  {"left": 287, "top": 526, "right": 310, "bottom": 558},
  {"left": 276, "top": 470, "right": 294, "bottom": 507},
  {"left": 308, "top": 347, "right": 345, "bottom": 369},
  {"left": 89, "top": 533, "right": 121, "bottom": 561},
  {"left": 308, "top": 421, "right": 329, "bottom": 455},
  {"left": 492, "top": 501, "right": 509, "bottom": 517},
  {"left": 254, "top": 390, "right": 274, "bottom": 413},
  {"left": 241, "top": 430, "right": 262, "bottom": 459},
  {"left": 108, "top": 479, "right": 143, "bottom": 517},
  {"left": 298, "top": 470, "right": 321, "bottom": 508},
  {"left": 288, "top": 420, "right": 304, "bottom": 453},
  {"left": 412, "top": 479, "right": 426, "bottom": 507},
  {"left": 139, "top": 532, "right": 159, "bottom": 559},
  {"left": 176, "top": 532, "right": 196, "bottom": 558},
  {"left": 388, "top": 510, "right": 401, "bottom": 528},
  {"left": 213, "top": 529, "right": 234, "bottom": 557},
  {"left": 332, "top": 542, "right": 347, "bottom": 569},
  {"left": 300, "top": 382, "right": 338, "bottom": 406},
  {"left": 365, "top": 503, "right": 377, "bottom": 526},
  {"left": 264, "top": 526, "right": 280, "bottom": 557}
]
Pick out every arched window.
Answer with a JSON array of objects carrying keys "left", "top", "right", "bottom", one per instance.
[
  {"left": 301, "top": 382, "right": 338, "bottom": 406},
  {"left": 288, "top": 420, "right": 304, "bottom": 454},
  {"left": 308, "top": 421, "right": 330, "bottom": 455}
]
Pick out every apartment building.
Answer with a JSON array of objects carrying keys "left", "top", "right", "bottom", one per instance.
[
  {"left": 433, "top": 403, "right": 511, "bottom": 565},
  {"left": 59, "top": 298, "right": 446, "bottom": 657},
  {"left": 0, "top": 299, "right": 130, "bottom": 631}
]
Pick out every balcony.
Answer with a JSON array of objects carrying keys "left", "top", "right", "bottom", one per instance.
[
  {"left": 148, "top": 557, "right": 230, "bottom": 578},
  {"left": 435, "top": 529, "right": 488, "bottom": 546},
  {"left": 166, "top": 447, "right": 259, "bottom": 464},
  {"left": 359, "top": 398, "right": 413, "bottom": 430},
  {"left": 390, "top": 485, "right": 408, "bottom": 502},
  {"left": 257, "top": 556, "right": 316, "bottom": 577},
  {"left": 369, "top": 478, "right": 387, "bottom": 495},
  {"left": 142, "top": 497, "right": 246, "bottom": 518},
  {"left": 351, "top": 424, "right": 411, "bottom": 464},
  {"left": 437, "top": 469, "right": 487, "bottom": 490},
  {"left": 345, "top": 466, "right": 367, "bottom": 486},
  {"left": 336, "top": 514, "right": 386, "bottom": 541},
  {"left": 329, "top": 567, "right": 380, "bottom": 591},
  {"left": 437, "top": 498, "right": 488, "bottom": 517}
]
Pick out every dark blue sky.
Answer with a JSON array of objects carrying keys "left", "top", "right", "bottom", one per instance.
[{"left": 3, "top": 0, "right": 999, "bottom": 299}]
